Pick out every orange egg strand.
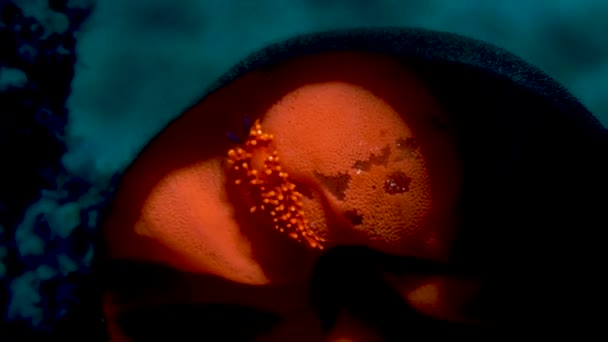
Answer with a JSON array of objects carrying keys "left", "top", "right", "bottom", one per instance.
[{"left": 226, "top": 120, "right": 325, "bottom": 250}]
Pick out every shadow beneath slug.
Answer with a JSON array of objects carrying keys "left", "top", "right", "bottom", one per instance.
[
  {"left": 308, "top": 246, "right": 494, "bottom": 338},
  {"left": 116, "top": 303, "right": 280, "bottom": 342}
]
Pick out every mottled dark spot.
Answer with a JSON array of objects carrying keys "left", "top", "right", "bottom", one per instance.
[
  {"left": 352, "top": 160, "right": 366, "bottom": 172},
  {"left": 352, "top": 145, "right": 391, "bottom": 171},
  {"left": 384, "top": 171, "right": 412, "bottom": 194},
  {"left": 314, "top": 171, "right": 351, "bottom": 200},
  {"left": 343, "top": 209, "right": 364, "bottom": 226},
  {"left": 394, "top": 137, "right": 419, "bottom": 160}
]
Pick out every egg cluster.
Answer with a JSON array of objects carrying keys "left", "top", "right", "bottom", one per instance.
[{"left": 226, "top": 120, "right": 325, "bottom": 250}]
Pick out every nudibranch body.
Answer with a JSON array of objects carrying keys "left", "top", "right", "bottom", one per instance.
[
  {"left": 256, "top": 53, "right": 463, "bottom": 260},
  {"left": 101, "top": 51, "right": 462, "bottom": 287},
  {"left": 226, "top": 119, "right": 325, "bottom": 250}
]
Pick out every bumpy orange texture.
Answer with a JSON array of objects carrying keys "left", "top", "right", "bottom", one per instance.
[{"left": 102, "top": 51, "right": 462, "bottom": 286}]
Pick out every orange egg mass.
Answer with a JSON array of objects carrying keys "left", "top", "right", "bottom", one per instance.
[{"left": 225, "top": 120, "right": 325, "bottom": 250}]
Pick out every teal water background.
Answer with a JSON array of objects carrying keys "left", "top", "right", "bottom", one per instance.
[{"left": 62, "top": 0, "right": 608, "bottom": 182}]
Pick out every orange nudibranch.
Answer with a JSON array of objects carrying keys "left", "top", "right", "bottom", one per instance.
[{"left": 102, "top": 51, "right": 463, "bottom": 285}]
